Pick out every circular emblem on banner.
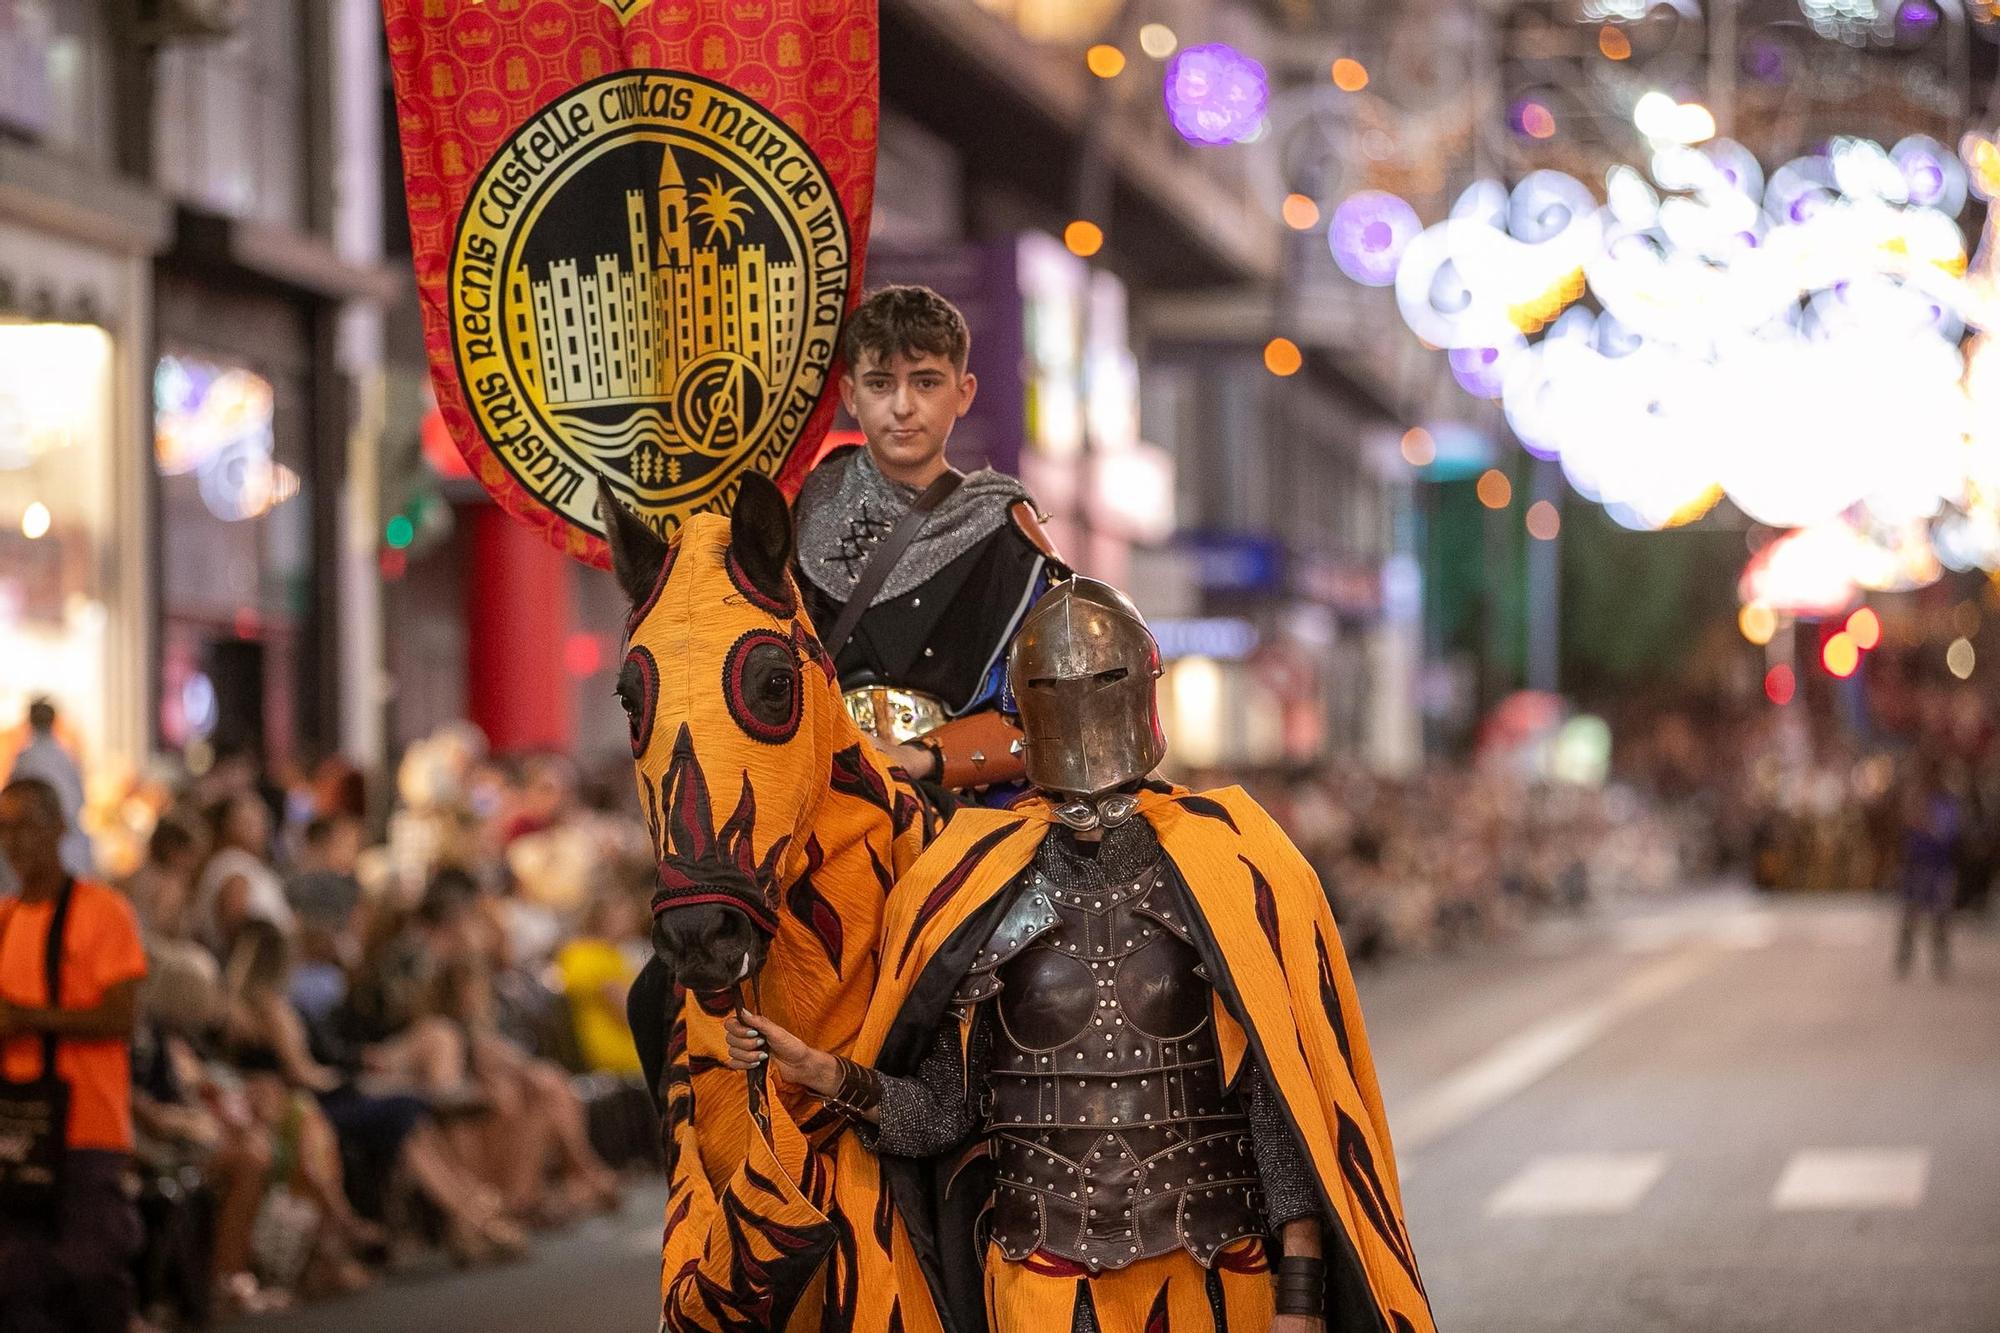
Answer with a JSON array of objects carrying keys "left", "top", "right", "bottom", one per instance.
[{"left": 449, "top": 69, "right": 851, "bottom": 538}]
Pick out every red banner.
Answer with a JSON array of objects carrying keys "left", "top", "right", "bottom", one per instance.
[{"left": 385, "top": 0, "right": 878, "bottom": 565}]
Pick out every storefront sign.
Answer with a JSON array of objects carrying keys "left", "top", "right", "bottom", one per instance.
[
  {"left": 385, "top": 0, "right": 879, "bottom": 563},
  {"left": 1151, "top": 617, "right": 1259, "bottom": 662},
  {"left": 1174, "top": 531, "right": 1286, "bottom": 595}
]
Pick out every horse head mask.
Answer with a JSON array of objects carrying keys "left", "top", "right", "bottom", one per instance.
[{"left": 600, "top": 474, "right": 840, "bottom": 995}]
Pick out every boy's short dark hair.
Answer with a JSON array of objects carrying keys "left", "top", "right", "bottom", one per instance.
[{"left": 841, "top": 285, "right": 970, "bottom": 373}]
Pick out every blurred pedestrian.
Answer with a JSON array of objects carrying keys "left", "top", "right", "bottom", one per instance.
[
  {"left": 122, "top": 815, "right": 204, "bottom": 940},
  {"left": 193, "top": 793, "right": 296, "bottom": 948},
  {"left": 0, "top": 777, "right": 148, "bottom": 1333},
  {"left": 1894, "top": 756, "right": 1960, "bottom": 981},
  {"left": 7, "top": 700, "right": 90, "bottom": 878}
]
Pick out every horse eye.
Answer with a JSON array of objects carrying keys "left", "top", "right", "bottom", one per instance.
[
  {"left": 726, "top": 636, "right": 802, "bottom": 742},
  {"left": 620, "top": 648, "right": 658, "bottom": 757}
]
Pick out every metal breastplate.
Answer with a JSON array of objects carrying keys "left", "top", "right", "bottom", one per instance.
[{"left": 958, "top": 851, "right": 1263, "bottom": 1272}]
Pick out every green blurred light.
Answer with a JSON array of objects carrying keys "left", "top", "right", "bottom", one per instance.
[{"left": 385, "top": 514, "right": 415, "bottom": 549}]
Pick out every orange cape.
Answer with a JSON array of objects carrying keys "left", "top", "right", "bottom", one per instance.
[{"left": 829, "top": 785, "right": 1436, "bottom": 1333}]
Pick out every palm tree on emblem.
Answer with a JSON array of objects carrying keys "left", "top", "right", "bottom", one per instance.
[{"left": 692, "top": 176, "right": 754, "bottom": 247}]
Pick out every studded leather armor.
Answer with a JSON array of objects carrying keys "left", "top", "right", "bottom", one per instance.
[{"left": 959, "top": 839, "right": 1263, "bottom": 1273}]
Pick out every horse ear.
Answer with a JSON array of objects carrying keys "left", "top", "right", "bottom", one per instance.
[
  {"left": 597, "top": 478, "right": 671, "bottom": 608},
  {"left": 730, "top": 472, "right": 795, "bottom": 602}
]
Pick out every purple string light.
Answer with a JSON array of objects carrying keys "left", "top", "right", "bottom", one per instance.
[{"left": 1162, "top": 43, "right": 1269, "bottom": 147}]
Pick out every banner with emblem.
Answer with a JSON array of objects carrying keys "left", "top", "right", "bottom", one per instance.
[{"left": 385, "top": 0, "right": 878, "bottom": 563}]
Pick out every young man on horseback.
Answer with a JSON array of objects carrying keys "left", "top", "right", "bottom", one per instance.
[
  {"left": 725, "top": 578, "right": 1434, "bottom": 1333},
  {"left": 794, "top": 284, "right": 1061, "bottom": 795}
]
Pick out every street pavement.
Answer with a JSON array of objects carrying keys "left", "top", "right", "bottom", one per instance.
[{"left": 241, "top": 888, "right": 2000, "bottom": 1332}]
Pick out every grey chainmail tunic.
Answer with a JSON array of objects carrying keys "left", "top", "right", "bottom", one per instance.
[
  {"left": 793, "top": 447, "right": 1030, "bottom": 606},
  {"left": 863, "top": 822, "right": 1320, "bottom": 1331}
]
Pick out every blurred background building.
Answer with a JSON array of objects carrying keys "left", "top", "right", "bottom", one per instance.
[
  {"left": 1, "top": 0, "right": 394, "bottom": 831},
  {"left": 5, "top": 0, "right": 2000, "bottom": 854}
]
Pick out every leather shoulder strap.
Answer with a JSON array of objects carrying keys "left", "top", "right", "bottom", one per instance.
[
  {"left": 823, "top": 467, "right": 963, "bottom": 658},
  {"left": 36, "top": 880, "right": 75, "bottom": 1079}
]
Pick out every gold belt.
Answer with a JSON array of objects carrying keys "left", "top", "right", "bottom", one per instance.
[{"left": 842, "top": 686, "right": 947, "bottom": 743}]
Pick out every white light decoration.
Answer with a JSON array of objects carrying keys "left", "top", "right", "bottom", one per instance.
[{"left": 1375, "top": 128, "right": 2000, "bottom": 590}]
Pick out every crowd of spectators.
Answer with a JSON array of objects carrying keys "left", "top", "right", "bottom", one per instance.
[
  {"left": 5, "top": 712, "right": 657, "bottom": 1330},
  {"left": 16, "top": 685, "right": 1964, "bottom": 1329},
  {"left": 1232, "top": 765, "right": 1686, "bottom": 966}
]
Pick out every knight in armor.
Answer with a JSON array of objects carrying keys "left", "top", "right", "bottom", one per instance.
[
  {"left": 727, "top": 579, "right": 1434, "bottom": 1333},
  {"left": 793, "top": 284, "right": 1062, "bottom": 795}
]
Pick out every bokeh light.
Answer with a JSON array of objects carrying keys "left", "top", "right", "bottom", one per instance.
[
  {"left": 1281, "top": 193, "right": 1321, "bottom": 230},
  {"left": 1086, "top": 44, "right": 1126, "bottom": 79},
  {"left": 1477, "top": 469, "right": 1513, "bottom": 509},
  {"left": 1263, "top": 337, "right": 1303, "bottom": 376},
  {"left": 1513, "top": 101, "right": 1557, "bottom": 140},
  {"left": 1599, "top": 26, "right": 1632, "bottom": 60},
  {"left": 1064, "top": 219, "right": 1104, "bottom": 257},
  {"left": 1948, "top": 636, "right": 1977, "bottom": 679},
  {"left": 1526, "top": 500, "right": 1561, "bottom": 540},
  {"left": 1331, "top": 58, "right": 1368, "bottom": 92},
  {"left": 1739, "top": 602, "right": 1778, "bottom": 646},
  {"left": 1845, "top": 606, "right": 1882, "bottom": 650},
  {"left": 1163, "top": 43, "right": 1269, "bottom": 146},
  {"left": 1327, "top": 191, "right": 1421, "bottom": 285},
  {"left": 1386, "top": 130, "right": 1997, "bottom": 568},
  {"left": 1764, "top": 663, "right": 1796, "bottom": 705},
  {"left": 1822, "top": 631, "right": 1861, "bottom": 678},
  {"left": 385, "top": 514, "right": 416, "bottom": 549},
  {"left": 20, "top": 501, "right": 50, "bottom": 540},
  {"left": 1138, "top": 24, "right": 1177, "bottom": 59},
  {"left": 1448, "top": 345, "right": 1508, "bottom": 398},
  {"left": 1400, "top": 428, "right": 1436, "bottom": 467}
]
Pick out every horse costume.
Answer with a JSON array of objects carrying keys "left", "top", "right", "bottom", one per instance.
[{"left": 604, "top": 477, "right": 943, "bottom": 1331}]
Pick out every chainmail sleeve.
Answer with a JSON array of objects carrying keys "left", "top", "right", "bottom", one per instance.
[
  {"left": 863, "top": 1006, "right": 992, "bottom": 1160},
  {"left": 1246, "top": 1064, "right": 1321, "bottom": 1229}
]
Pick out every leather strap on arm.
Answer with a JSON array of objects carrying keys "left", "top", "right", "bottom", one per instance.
[
  {"left": 1008, "top": 499, "right": 1063, "bottom": 562},
  {"left": 926, "top": 708, "right": 1029, "bottom": 791}
]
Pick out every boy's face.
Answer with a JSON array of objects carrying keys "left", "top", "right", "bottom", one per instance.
[{"left": 839, "top": 347, "right": 977, "bottom": 481}]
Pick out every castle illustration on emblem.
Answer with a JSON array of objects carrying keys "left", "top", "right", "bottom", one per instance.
[{"left": 509, "top": 146, "right": 804, "bottom": 486}]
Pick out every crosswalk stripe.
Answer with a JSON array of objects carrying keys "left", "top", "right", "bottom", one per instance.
[
  {"left": 1771, "top": 1149, "right": 1929, "bottom": 1211},
  {"left": 1484, "top": 1151, "right": 1668, "bottom": 1218}
]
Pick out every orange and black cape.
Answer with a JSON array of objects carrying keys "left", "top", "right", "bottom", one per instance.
[{"left": 834, "top": 784, "right": 1437, "bottom": 1333}]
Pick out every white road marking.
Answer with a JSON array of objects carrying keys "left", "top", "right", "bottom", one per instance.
[
  {"left": 1393, "top": 946, "right": 1721, "bottom": 1154},
  {"left": 1484, "top": 1152, "right": 1668, "bottom": 1218},
  {"left": 1771, "top": 1149, "right": 1930, "bottom": 1211}
]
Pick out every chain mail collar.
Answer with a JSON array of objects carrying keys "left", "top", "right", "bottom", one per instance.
[
  {"left": 1034, "top": 816, "right": 1162, "bottom": 894},
  {"left": 794, "top": 447, "right": 1030, "bottom": 607}
]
